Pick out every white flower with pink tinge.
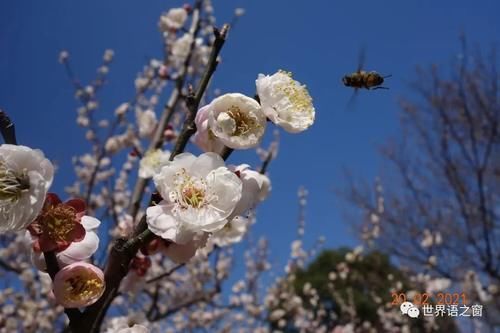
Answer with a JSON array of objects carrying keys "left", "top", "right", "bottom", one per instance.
[
  {"left": 146, "top": 152, "right": 242, "bottom": 245},
  {"left": 52, "top": 262, "right": 105, "bottom": 308},
  {"left": 0, "top": 144, "right": 54, "bottom": 233},
  {"left": 192, "top": 105, "right": 225, "bottom": 154},
  {"left": 256, "top": 70, "right": 315, "bottom": 133},
  {"left": 207, "top": 93, "right": 266, "bottom": 149}
]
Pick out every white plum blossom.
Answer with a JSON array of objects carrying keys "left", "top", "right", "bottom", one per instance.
[
  {"left": 103, "top": 49, "right": 114, "bottom": 62},
  {"left": 138, "top": 149, "right": 171, "bottom": 179},
  {"left": 31, "top": 216, "right": 101, "bottom": 270},
  {"left": 207, "top": 93, "right": 266, "bottom": 149},
  {"left": 256, "top": 70, "right": 315, "bottom": 133},
  {"left": 230, "top": 164, "right": 271, "bottom": 216},
  {"left": 171, "top": 33, "right": 193, "bottom": 63},
  {"left": 159, "top": 8, "right": 187, "bottom": 31},
  {"left": 211, "top": 216, "right": 248, "bottom": 247},
  {"left": 0, "top": 145, "right": 54, "bottom": 233},
  {"left": 135, "top": 109, "right": 157, "bottom": 138},
  {"left": 192, "top": 105, "right": 225, "bottom": 153},
  {"left": 146, "top": 152, "right": 242, "bottom": 244}
]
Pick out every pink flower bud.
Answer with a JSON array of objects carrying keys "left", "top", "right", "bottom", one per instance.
[{"left": 53, "top": 262, "right": 105, "bottom": 308}]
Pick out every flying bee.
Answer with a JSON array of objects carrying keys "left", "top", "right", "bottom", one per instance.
[
  {"left": 342, "top": 70, "right": 391, "bottom": 90},
  {"left": 343, "top": 49, "right": 391, "bottom": 108}
]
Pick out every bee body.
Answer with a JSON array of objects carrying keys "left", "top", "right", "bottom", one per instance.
[{"left": 342, "top": 71, "right": 388, "bottom": 90}]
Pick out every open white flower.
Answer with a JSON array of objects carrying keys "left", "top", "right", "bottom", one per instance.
[
  {"left": 138, "top": 149, "right": 171, "bottom": 179},
  {"left": 211, "top": 216, "right": 248, "bottom": 247},
  {"left": 207, "top": 93, "right": 266, "bottom": 149},
  {"left": 256, "top": 70, "right": 315, "bottom": 133},
  {"left": 136, "top": 109, "right": 157, "bottom": 138},
  {"left": 0, "top": 145, "right": 54, "bottom": 233},
  {"left": 230, "top": 164, "right": 271, "bottom": 216},
  {"left": 146, "top": 152, "right": 242, "bottom": 244},
  {"left": 159, "top": 8, "right": 187, "bottom": 31}
]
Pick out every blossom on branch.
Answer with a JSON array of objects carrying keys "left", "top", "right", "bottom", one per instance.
[
  {"left": 138, "top": 149, "right": 171, "bottom": 179},
  {"left": 211, "top": 216, "right": 248, "bottom": 247},
  {"left": 207, "top": 93, "right": 267, "bottom": 149},
  {"left": 146, "top": 152, "right": 242, "bottom": 244},
  {"left": 31, "top": 215, "right": 101, "bottom": 270},
  {"left": 230, "top": 164, "right": 271, "bottom": 216},
  {"left": 52, "top": 262, "right": 105, "bottom": 308},
  {"left": 135, "top": 109, "right": 157, "bottom": 139},
  {"left": 159, "top": 8, "right": 188, "bottom": 31},
  {"left": 0, "top": 144, "right": 54, "bottom": 233},
  {"left": 171, "top": 33, "right": 193, "bottom": 64},
  {"left": 28, "top": 193, "right": 86, "bottom": 252},
  {"left": 192, "top": 105, "right": 225, "bottom": 153},
  {"left": 256, "top": 70, "right": 315, "bottom": 133}
]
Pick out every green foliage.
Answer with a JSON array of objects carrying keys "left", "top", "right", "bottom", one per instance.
[
  {"left": 294, "top": 248, "right": 406, "bottom": 324},
  {"left": 291, "top": 248, "right": 459, "bottom": 332}
]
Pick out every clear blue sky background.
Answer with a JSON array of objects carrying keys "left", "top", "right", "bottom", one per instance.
[{"left": 1, "top": 0, "right": 499, "bottom": 271}]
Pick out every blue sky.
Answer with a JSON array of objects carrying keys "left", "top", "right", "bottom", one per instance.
[{"left": 1, "top": 0, "right": 500, "bottom": 270}]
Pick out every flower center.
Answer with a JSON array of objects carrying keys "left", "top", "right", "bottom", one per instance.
[
  {"left": 64, "top": 271, "right": 104, "bottom": 303},
  {"left": 170, "top": 169, "right": 219, "bottom": 211},
  {"left": 217, "top": 105, "right": 260, "bottom": 136},
  {"left": 0, "top": 162, "right": 30, "bottom": 203},
  {"left": 278, "top": 70, "right": 314, "bottom": 115},
  {"left": 41, "top": 205, "right": 78, "bottom": 242}
]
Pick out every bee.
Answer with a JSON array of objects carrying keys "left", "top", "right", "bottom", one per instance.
[
  {"left": 342, "top": 70, "right": 391, "bottom": 90},
  {"left": 343, "top": 49, "right": 391, "bottom": 108}
]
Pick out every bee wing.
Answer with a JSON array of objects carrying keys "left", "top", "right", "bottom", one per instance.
[
  {"left": 357, "top": 47, "right": 366, "bottom": 73},
  {"left": 346, "top": 88, "right": 360, "bottom": 111}
]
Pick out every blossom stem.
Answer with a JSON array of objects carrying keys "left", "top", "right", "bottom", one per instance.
[
  {"left": 259, "top": 150, "right": 274, "bottom": 174},
  {"left": 220, "top": 145, "right": 234, "bottom": 161}
]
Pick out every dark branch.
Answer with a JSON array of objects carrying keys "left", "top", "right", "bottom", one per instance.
[{"left": 0, "top": 109, "right": 18, "bottom": 145}]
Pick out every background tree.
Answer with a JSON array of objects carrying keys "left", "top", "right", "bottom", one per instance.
[
  {"left": 344, "top": 38, "right": 500, "bottom": 329},
  {"left": 288, "top": 248, "right": 457, "bottom": 332}
]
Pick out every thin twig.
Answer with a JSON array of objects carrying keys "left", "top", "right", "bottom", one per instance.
[
  {"left": 170, "top": 24, "right": 230, "bottom": 161},
  {"left": 128, "top": 0, "right": 203, "bottom": 220},
  {"left": 146, "top": 263, "right": 185, "bottom": 284}
]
